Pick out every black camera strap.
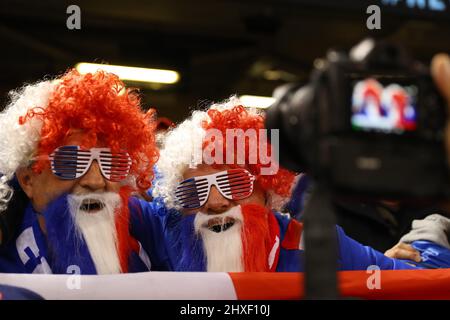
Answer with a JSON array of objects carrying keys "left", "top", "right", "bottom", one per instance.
[{"left": 303, "top": 183, "right": 339, "bottom": 299}]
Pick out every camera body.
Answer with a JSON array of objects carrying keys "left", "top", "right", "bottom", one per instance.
[{"left": 266, "top": 39, "right": 450, "bottom": 198}]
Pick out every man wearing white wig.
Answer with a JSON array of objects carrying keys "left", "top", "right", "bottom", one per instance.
[
  {"left": 151, "top": 97, "right": 423, "bottom": 272},
  {"left": 0, "top": 69, "right": 171, "bottom": 274}
]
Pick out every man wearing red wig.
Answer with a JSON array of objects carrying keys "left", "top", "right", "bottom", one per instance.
[
  {"left": 151, "top": 97, "right": 421, "bottom": 272},
  {"left": 0, "top": 69, "right": 167, "bottom": 274}
]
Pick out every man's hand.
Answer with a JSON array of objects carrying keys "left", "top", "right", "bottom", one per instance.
[
  {"left": 384, "top": 242, "right": 421, "bottom": 262},
  {"left": 431, "top": 54, "right": 450, "bottom": 164},
  {"left": 432, "top": 54, "right": 450, "bottom": 103},
  {"left": 383, "top": 57, "right": 449, "bottom": 265},
  {"left": 381, "top": 56, "right": 450, "bottom": 265}
]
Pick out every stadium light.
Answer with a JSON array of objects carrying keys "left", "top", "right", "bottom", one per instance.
[
  {"left": 240, "top": 95, "right": 276, "bottom": 109},
  {"left": 75, "top": 63, "right": 180, "bottom": 84}
]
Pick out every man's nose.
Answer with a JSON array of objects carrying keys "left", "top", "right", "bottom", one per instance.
[
  {"left": 203, "top": 185, "right": 232, "bottom": 214},
  {"left": 78, "top": 160, "right": 106, "bottom": 191}
]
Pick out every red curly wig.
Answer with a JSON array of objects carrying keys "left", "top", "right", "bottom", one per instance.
[
  {"left": 19, "top": 69, "right": 158, "bottom": 191},
  {"left": 202, "top": 105, "right": 296, "bottom": 197}
]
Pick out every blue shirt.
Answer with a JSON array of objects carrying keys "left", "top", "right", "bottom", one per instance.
[
  {"left": 0, "top": 196, "right": 442, "bottom": 274},
  {"left": 133, "top": 199, "right": 421, "bottom": 272},
  {"left": 0, "top": 200, "right": 155, "bottom": 274}
]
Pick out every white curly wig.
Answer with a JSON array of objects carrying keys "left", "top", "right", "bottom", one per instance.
[
  {"left": 0, "top": 80, "right": 58, "bottom": 212},
  {"left": 153, "top": 96, "right": 299, "bottom": 211}
]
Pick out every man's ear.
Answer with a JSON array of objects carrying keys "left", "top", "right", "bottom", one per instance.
[{"left": 15, "top": 167, "right": 35, "bottom": 200}]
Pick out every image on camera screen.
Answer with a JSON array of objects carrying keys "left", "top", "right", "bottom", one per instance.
[{"left": 351, "top": 78, "right": 418, "bottom": 133}]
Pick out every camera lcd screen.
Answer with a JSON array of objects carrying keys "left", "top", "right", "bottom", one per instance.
[{"left": 351, "top": 78, "right": 418, "bottom": 134}]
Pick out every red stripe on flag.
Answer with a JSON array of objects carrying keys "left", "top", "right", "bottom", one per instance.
[
  {"left": 229, "top": 269, "right": 450, "bottom": 300},
  {"left": 229, "top": 272, "right": 303, "bottom": 300}
]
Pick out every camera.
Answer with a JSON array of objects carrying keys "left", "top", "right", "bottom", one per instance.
[{"left": 266, "top": 39, "right": 450, "bottom": 199}]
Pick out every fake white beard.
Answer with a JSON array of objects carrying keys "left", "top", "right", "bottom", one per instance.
[
  {"left": 68, "top": 192, "right": 122, "bottom": 275},
  {"left": 194, "top": 206, "right": 244, "bottom": 272}
]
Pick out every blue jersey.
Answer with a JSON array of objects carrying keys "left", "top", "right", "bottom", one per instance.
[
  {"left": 1, "top": 196, "right": 443, "bottom": 274},
  {"left": 129, "top": 197, "right": 178, "bottom": 271},
  {"left": 0, "top": 200, "right": 154, "bottom": 274},
  {"left": 133, "top": 199, "right": 421, "bottom": 272},
  {"left": 410, "top": 240, "right": 450, "bottom": 269},
  {"left": 271, "top": 212, "right": 418, "bottom": 272}
]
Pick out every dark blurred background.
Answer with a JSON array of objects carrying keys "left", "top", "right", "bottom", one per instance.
[
  {"left": 1, "top": 0, "right": 450, "bottom": 251},
  {"left": 1, "top": 0, "right": 449, "bottom": 122}
]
